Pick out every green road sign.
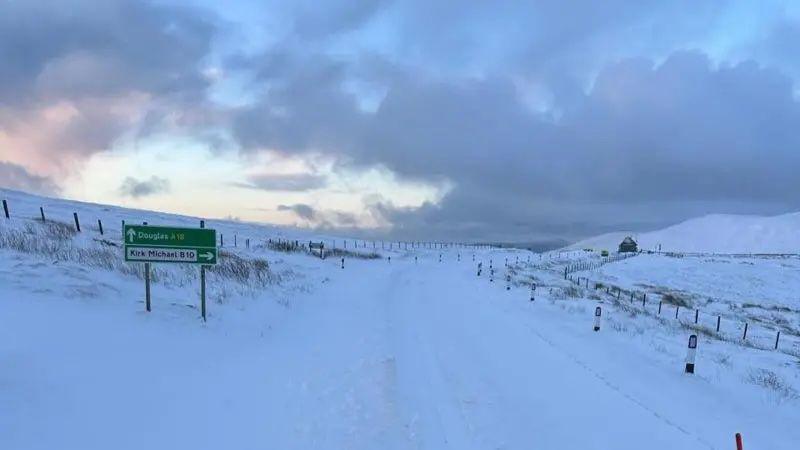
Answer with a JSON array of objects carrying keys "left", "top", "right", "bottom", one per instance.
[{"left": 124, "top": 225, "right": 217, "bottom": 264}]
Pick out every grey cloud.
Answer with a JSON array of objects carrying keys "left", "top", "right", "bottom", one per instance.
[
  {"left": 0, "top": 0, "right": 220, "bottom": 179},
  {"left": 238, "top": 173, "right": 327, "bottom": 192},
  {"left": 0, "top": 0, "right": 216, "bottom": 103},
  {"left": 118, "top": 176, "right": 170, "bottom": 199},
  {"left": 276, "top": 204, "right": 361, "bottom": 228},
  {"left": 0, "top": 162, "right": 59, "bottom": 195},
  {"left": 290, "top": 0, "right": 388, "bottom": 40},
  {"left": 277, "top": 203, "right": 316, "bottom": 221},
  {"left": 232, "top": 49, "right": 800, "bottom": 241}
]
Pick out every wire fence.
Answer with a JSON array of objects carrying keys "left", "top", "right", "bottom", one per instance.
[{"left": 565, "top": 273, "right": 800, "bottom": 357}]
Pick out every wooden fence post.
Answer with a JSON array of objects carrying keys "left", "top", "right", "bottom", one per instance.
[
  {"left": 40, "top": 207, "right": 46, "bottom": 222},
  {"left": 98, "top": 219, "right": 104, "bottom": 235},
  {"left": 716, "top": 316, "right": 721, "bottom": 332},
  {"left": 73, "top": 212, "right": 81, "bottom": 232},
  {"left": 2, "top": 199, "right": 9, "bottom": 218}
]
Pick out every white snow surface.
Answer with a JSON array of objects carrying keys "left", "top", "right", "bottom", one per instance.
[
  {"left": 1, "top": 188, "right": 799, "bottom": 450},
  {"left": 568, "top": 212, "right": 800, "bottom": 254}
]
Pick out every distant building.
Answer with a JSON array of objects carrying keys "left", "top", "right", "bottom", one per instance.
[{"left": 618, "top": 236, "right": 638, "bottom": 253}]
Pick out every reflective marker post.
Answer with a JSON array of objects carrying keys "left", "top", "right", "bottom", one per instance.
[
  {"left": 593, "top": 307, "right": 601, "bottom": 331},
  {"left": 530, "top": 283, "right": 536, "bottom": 302},
  {"left": 685, "top": 334, "right": 697, "bottom": 374}
]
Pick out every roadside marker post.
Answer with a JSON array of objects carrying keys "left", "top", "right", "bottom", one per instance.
[
  {"left": 593, "top": 307, "right": 602, "bottom": 331},
  {"left": 124, "top": 224, "right": 217, "bottom": 319},
  {"left": 341, "top": 257, "right": 345, "bottom": 269},
  {"left": 530, "top": 283, "right": 536, "bottom": 302},
  {"left": 685, "top": 334, "right": 697, "bottom": 374}
]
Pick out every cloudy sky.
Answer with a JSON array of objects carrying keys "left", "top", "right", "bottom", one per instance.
[{"left": 1, "top": 0, "right": 799, "bottom": 243}]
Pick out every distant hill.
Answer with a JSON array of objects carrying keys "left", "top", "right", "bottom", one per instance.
[{"left": 567, "top": 212, "right": 800, "bottom": 254}]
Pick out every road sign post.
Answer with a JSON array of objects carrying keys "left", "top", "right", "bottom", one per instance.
[{"left": 124, "top": 225, "right": 217, "bottom": 319}]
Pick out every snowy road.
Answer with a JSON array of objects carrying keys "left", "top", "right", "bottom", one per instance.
[{"left": 3, "top": 255, "right": 796, "bottom": 449}]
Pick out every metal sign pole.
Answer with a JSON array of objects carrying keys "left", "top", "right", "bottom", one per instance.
[
  {"left": 145, "top": 262, "right": 151, "bottom": 312},
  {"left": 201, "top": 265, "right": 206, "bottom": 322}
]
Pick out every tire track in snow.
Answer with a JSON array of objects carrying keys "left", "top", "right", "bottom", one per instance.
[{"left": 522, "top": 323, "right": 717, "bottom": 450}]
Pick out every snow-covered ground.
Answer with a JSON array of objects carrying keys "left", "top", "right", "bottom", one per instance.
[{"left": 1, "top": 188, "right": 798, "bottom": 449}]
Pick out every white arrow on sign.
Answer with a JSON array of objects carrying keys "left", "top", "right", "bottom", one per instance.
[
  {"left": 127, "top": 228, "right": 136, "bottom": 242},
  {"left": 199, "top": 252, "right": 214, "bottom": 261}
]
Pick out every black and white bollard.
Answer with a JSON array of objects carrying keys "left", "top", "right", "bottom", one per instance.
[
  {"left": 477, "top": 262, "right": 482, "bottom": 276},
  {"left": 490, "top": 268, "right": 494, "bottom": 282},
  {"left": 530, "top": 283, "right": 536, "bottom": 302},
  {"left": 593, "top": 306, "right": 602, "bottom": 331},
  {"left": 685, "top": 334, "right": 697, "bottom": 374},
  {"left": 341, "top": 257, "right": 345, "bottom": 269},
  {"left": 506, "top": 274, "right": 511, "bottom": 290}
]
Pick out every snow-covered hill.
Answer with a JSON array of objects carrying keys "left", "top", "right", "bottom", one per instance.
[
  {"left": 2, "top": 187, "right": 799, "bottom": 450},
  {"left": 569, "top": 212, "right": 800, "bottom": 254}
]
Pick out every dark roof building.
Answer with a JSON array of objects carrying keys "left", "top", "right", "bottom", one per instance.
[{"left": 619, "top": 236, "right": 638, "bottom": 253}]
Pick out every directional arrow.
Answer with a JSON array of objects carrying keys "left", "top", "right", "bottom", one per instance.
[
  {"left": 199, "top": 252, "right": 214, "bottom": 261},
  {"left": 127, "top": 228, "right": 136, "bottom": 242}
]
